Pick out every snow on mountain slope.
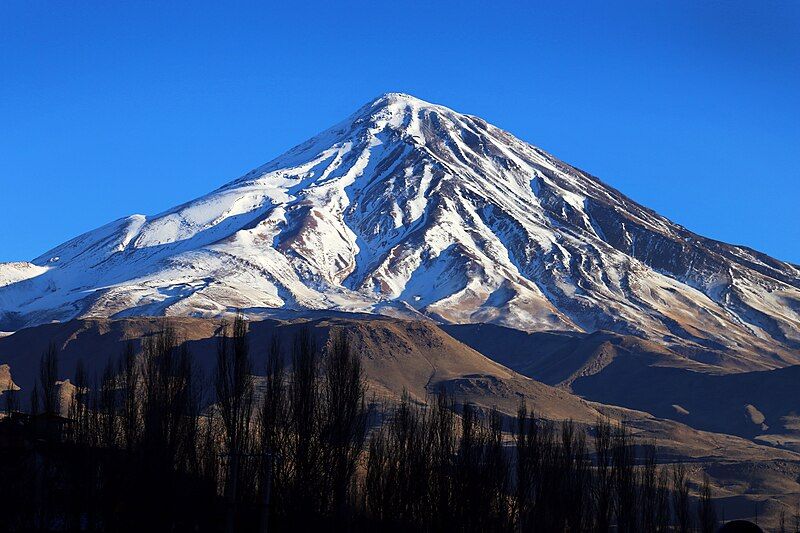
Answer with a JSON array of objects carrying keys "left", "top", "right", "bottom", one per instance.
[{"left": 1, "top": 93, "right": 799, "bottom": 367}]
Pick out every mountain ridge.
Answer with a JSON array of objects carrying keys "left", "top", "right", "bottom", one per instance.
[{"left": 1, "top": 93, "right": 798, "bottom": 368}]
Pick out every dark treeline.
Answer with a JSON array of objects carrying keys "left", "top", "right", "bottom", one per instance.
[{"left": 0, "top": 316, "right": 718, "bottom": 532}]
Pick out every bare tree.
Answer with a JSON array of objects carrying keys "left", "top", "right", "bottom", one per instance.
[
  {"left": 287, "top": 327, "right": 322, "bottom": 522},
  {"left": 321, "top": 329, "right": 368, "bottom": 527},
  {"left": 119, "top": 341, "right": 140, "bottom": 451},
  {"left": 99, "top": 358, "right": 119, "bottom": 448},
  {"left": 697, "top": 473, "right": 717, "bottom": 533},
  {"left": 364, "top": 390, "right": 435, "bottom": 528},
  {"left": 486, "top": 407, "right": 512, "bottom": 530},
  {"left": 514, "top": 400, "right": 539, "bottom": 531},
  {"left": 672, "top": 461, "right": 692, "bottom": 533},
  {"left": 39, "top": 343, "right": 59, "bottom": 416},
  {"left": 260, "top": 335, "right": 285, "bottom": 454},
  {"left": 655, "top": 465, "right": 671, "bottom": 532},
  {"left": 136, "top": 325, "right": 202, "bottom": 529},
  {"left": 258, "top": 334, "right": 286, "bottom": 531},
  {"left": 639, "top": 442, "right": 658, "bottom": 531},
  {"left": 430, "top": 388, "right": 456, "bottom": 529},
  {"left": 215, "top": 314, "right": 254, "bottom": 533},
  {"left": 613, "top": 423, "right": 638, "bottom": 532},
  {"left": 69, "top": 358, "right": 89, "bottom": 444},
  {"left": 564, "top": 420, "right": 591, "bottom": 533},
  {"left": 594, "top": 417, "right": 614, "bottom": 532}
]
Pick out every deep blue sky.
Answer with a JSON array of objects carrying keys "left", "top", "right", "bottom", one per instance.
[{"left": 2, "top": 1, "right": 798, "bottom": 263}]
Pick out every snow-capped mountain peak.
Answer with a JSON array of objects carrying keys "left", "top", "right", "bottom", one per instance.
[{"left": 2, "top": 94, "right": 799, "bottom": 368}]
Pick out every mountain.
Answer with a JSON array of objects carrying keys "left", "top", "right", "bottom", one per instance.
[
  {"left": 0, "top": 316, "right": 598, "bottom": 422},
  {"left": 1, "top": 93, "right": 799, "bottom": 367},
  {"left": 444, "top": 323, "right": 800, "bottom": 447}
]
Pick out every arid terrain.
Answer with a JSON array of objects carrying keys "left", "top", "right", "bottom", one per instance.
[{"left": 0, "top": 315, "right": 798, "bottom": 527}]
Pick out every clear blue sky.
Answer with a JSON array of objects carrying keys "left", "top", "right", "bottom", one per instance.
[{"left": 2, "top": 1, "right": 798, "bottom": 263}]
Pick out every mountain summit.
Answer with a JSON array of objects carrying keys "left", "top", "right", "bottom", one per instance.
[{"left": 2, "top": 94, "right": 799, "bottom": 366}]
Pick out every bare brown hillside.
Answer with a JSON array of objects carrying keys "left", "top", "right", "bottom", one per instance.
[{"left": 1, "top": 316, "right": 798, "bottom": 527}]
